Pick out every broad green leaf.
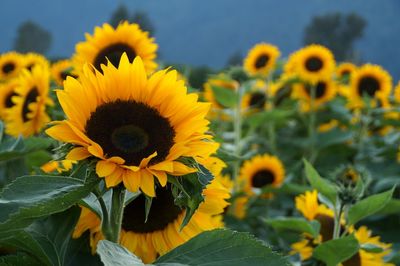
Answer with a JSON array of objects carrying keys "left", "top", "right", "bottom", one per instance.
[
  {"left": 155, "top": 229, "right": 290, "bottom": 266},
  {"left": 0, "top": 175, "right": 98, "bottom": 232},
  {"left": 0, "top": 136, "right": 54, "bottom": 162},
  {"left": 97, "top": 240, "right": 145, "bottom": 266},
  {"left": 27, "top": 207, "right": 81, "bottom": 266},
  {"left": 376, "top": 199, "right": 400, "bottom": 215},
  {"left": 265, "top": 217, "right": 320, "bottom": 238},
  {"left": 360, "top": 243, "right": 384, "bottom": 253},
  {"left": 0, "top": 230, "right": 52, "bottom": 266},
  {"left": 313, "top": 234, "right": 359, "bottom": 266},
  {"left": 303, "top": 159, "right": 337, "bottom": 205},
  {"left": 348, "top": 187, "right": 394, "bottom": 225},
  {"left": 0, "top": 253, "right": 41, "bottom": 266},
  {"left": 247, "top": 109, "right": 293, "bottom": 129},
  {"left": 316, "top": 129, "right": 353, "bottom": 148},
  {"left": 210, "top": 85, "right": 237, "bottom": 108}
]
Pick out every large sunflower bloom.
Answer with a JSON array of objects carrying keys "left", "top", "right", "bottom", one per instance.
[
  {"left": 5, "top": 65, "right": 52, "bottom": 137},
  {"left": 243, "top": 43, "right": 280, "bottom": 76},
  {"left": 46, "top": 54, "right": 217, "bottom": 197},
  {"left": 0, "top": 52, "right": 23, "bottom": 80},
  {"left": 73, "top": 178, "right": 230, "bottom": 263},
  {"left": 73, "top": 22, "right": 158, "bottom": 75},
  {"left": 293, "top": 44, "right": 335, "bottom": 83},
  {"left": 348, "top": 64, "right": 392, "bottom": 108}
]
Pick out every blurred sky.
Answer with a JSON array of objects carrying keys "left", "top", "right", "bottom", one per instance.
[{"left": 0, "top": 0, "right": 399, "bottom": 78}]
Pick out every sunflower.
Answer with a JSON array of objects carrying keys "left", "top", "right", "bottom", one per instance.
[
  {"left": 23, "top": 52, "right": 50, "bottom": 71},
  {"left": 0, "top": 52, "right": 23, "bottom": 80},
  {"left": 41, "top": 160, "right": 75, "bottom": 173},
  {"left": 318, "top": 119, "right": 339, "bottom": 133},
  {"left": 293, "top": 44, "right": 335, "bottom": 83},
  {"left": 51, "top": 59, "right": 78, "bottom": 86},
  {"left": 243, "top": 43, "right": 280, "bottom": 76},
  {"left": 242, "top": 80, "right": 268, "bottom": 110},
  {"left": 336, "top": 62, "right": 357, "bottom": 82},
  {"left": 238, "top": 154, "right": 285, "bottom": 195},
  {"left": 393, "top": 81, "right": 400, "bottom": 103},
  {"left": 73, "top": 22, "right": 157, "bottom": 75},
  {"left": 0, "top": 79, "right": 19, "bottom": 119},
  {"left": 348, "top": 64, "right": 392, "bottom": 108},
  {"left": 5, "top": 65, "right": 52, "bottom": 137},
  {"left": 73, "top": 177, "right": 230, "bottom": 263},
  {"left": 46, "top": 54, "right": 217, "bottom": 197},
  {"left": 292, "top": 79, "right": 336, "bottom": 111}
]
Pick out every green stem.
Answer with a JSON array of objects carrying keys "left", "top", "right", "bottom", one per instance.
[
  {"left": 307, "top": 84, "right": 317, "bottom": 164},
  {"left": 333, "top": 203, "right": 343, "bottom": 239},
  {"left": 356, "top": 105, "right": 372, "bottom": 162},
  {"left": 107, "top": 186, "right": 126, "bottom": 243},
  {"left": 233, "top": 86, "right": 244, "bottom": 192}
]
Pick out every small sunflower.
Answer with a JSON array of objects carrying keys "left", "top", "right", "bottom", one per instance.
[
  {"left": 243, "top": 43, "right": 280, "bottom": 76},
  {"left": 5, "top": 65, "right": 52, "bottom": 137},
  {"left": 46, "top": 54, "right": 217, "bottom": 197},
  {"left": 318, "top": 119, "right": 339, "bottom": 133},
  {"left": 23, "top": 52, "right": 50, "bottom": 71},
  {"left": 393, "top": 81, "right": 400, "bottom": 104},
  {"left": 292, "top": 79, "right": 336, "bottom": 111},
  {"left": 241, "top": 81, "right": 269, "bottom": 111},
  {"left": 348, "top": 64, "right": 392, "bottom": 108},
  {"left": 336, "top": 62, "right": 357, "bottom": 81},
  {"left": 73, "top": 178, "right": 230, "bottom": 263},
  {"left": 0, "top": 52, "right": 23, "bottom": 80},
  {"left": 238, "top": 154, "right": 285, "bottom": 195},
  {"left": 0, "top": 79, "right": 19, "bottom": 119},
  {"left": 73, "top": 22, "right": 158, "bottom": 75},
  {"left": 293, "top": 44, "right": 335, "bottom": 83},
  {"left": 51, "top": 59, "right": 78, "bottom": 86}
]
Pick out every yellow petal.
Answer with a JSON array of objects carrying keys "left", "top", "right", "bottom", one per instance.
[
  {"left": 171, "top": 161, "right": 197, "bottom": 176},
  {"left": 149, "top": 170, "right": 167, "bottom": 187},
  {"left": 104, "top": 168, "right": 123, "bottom": 188},
  {"left": 122, "top": 170, "right": 141, "bottom": 192},
  {"left": 140, "top": 170, "right": 155, "bottom": 197},
  {"left": 96, "top": 160, "right": 117, "bottom": 177},
  {"left": 139, "top": 152, "right": 157, "bottom": 168},
  {"left": 66, "top": 147, "right": 91, "bottom": 160}
]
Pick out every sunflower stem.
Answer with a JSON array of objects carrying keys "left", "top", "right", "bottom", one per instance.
[
  {"left": 307, "top": 83, "right": 317, "bottom": 164},
  {"left": 107, "top": 185, "right": 126, "bottom": 243},
  {"left": 233, "top": 85, "right": 244, "bottom": 192},
  {"left": 356, "top": 102, "right": 372, "bottom": 162},
  {"left": 333, "top": 202, "right": 343, "bottom": 239}
]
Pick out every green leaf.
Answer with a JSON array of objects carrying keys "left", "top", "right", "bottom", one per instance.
[
  {"left": 316, "top": 129, "right": 353, "bottom": 148},
  {"left": 155, "top": 229, "right": 290, "bottom": 266},
  {"left": 313, "top": 234, "right": 359, "bottom": 266},
  {"left": 210, "top": 85, "right": 237, "bottom": 108},
  {"left": 97, "top": 240, "right": 145, "bottom": 266},
  {"left": 0, "top": 253, "right": 41, "bottom": 266},
  {"left": 303, "top": 159, "right": 337, "bottom": 205},
  {"left": 0, "top": 136, "right": 54, "bottom": 162},
  {"left": 247, "top": 109, "right": 293, "bottom": 129},
  {"left": 347, "top": 187, "right": 395, "bottom": 225},
  {"left": 0, "top": 121, "right": 4, "bottom": 143},
  {"left": 265, "top": 217, "right": 320, "bottom": 238},
  {"left": 144, "top": 196, "right": 153, "bottom": 223},
  {"left": 376, "top": 199, "right": 400, "bottom": 215},
  {"left": 171, "top": 164, "right": 214, "bottom": 230},
  {"left": 360, "top": 243, "right": 384, "bottom": 253},
  {"left": 0, "top": 175, "right": 98, "bottom": 232}
]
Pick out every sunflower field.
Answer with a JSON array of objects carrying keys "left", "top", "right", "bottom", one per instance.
[{"left": 0, "top": 21, "right": 399, "bottom": 266}]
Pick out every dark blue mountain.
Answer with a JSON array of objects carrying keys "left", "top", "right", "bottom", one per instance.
[{"left": 0, "top": 0, "right": 399, "bottom": 78}]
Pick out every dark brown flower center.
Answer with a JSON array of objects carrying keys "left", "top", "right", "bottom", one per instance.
[
  {"left": 342, "top": 252, "right": 361, "bottom": 266},
  {"left": 249, "top": 91, "right": 267, "bottom": 109},
  {"left": 2, "top": 62, "right": 15, "bottom": 74},
  {"left": 358, "top": 76, "right": 380, "bottom": 97},
  {"left": 85, "top": 100, "right": 175, "bottom": 166},
  {"left": 251, "top": 169, "right": 275, "bottom": 188},
  {"left": 314, "top": 214, "right": 345, "bottom": 242},
  {"left": 305, "top": 81, "right": 326, "bottom": 99},
  {"left": 26, "top": 64, "right": 34, "bottom": 71},
  {"left": 254, "top": 54, "right": 269, "bottom": 69},
  {"left": 305, "top": 56, "right": 323, "bottom": 72},
  {"left": 22, "top": 87, "right": 39, "bottom": 122},
  {"left": 122, "top": 186, "right": 183, "bottom": 233},
  {"left": 5, "top": 92, "right": 17, "bottom": 108},
  {"left": 93, "top": 43, "right": 136, "bottom": 73}
]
